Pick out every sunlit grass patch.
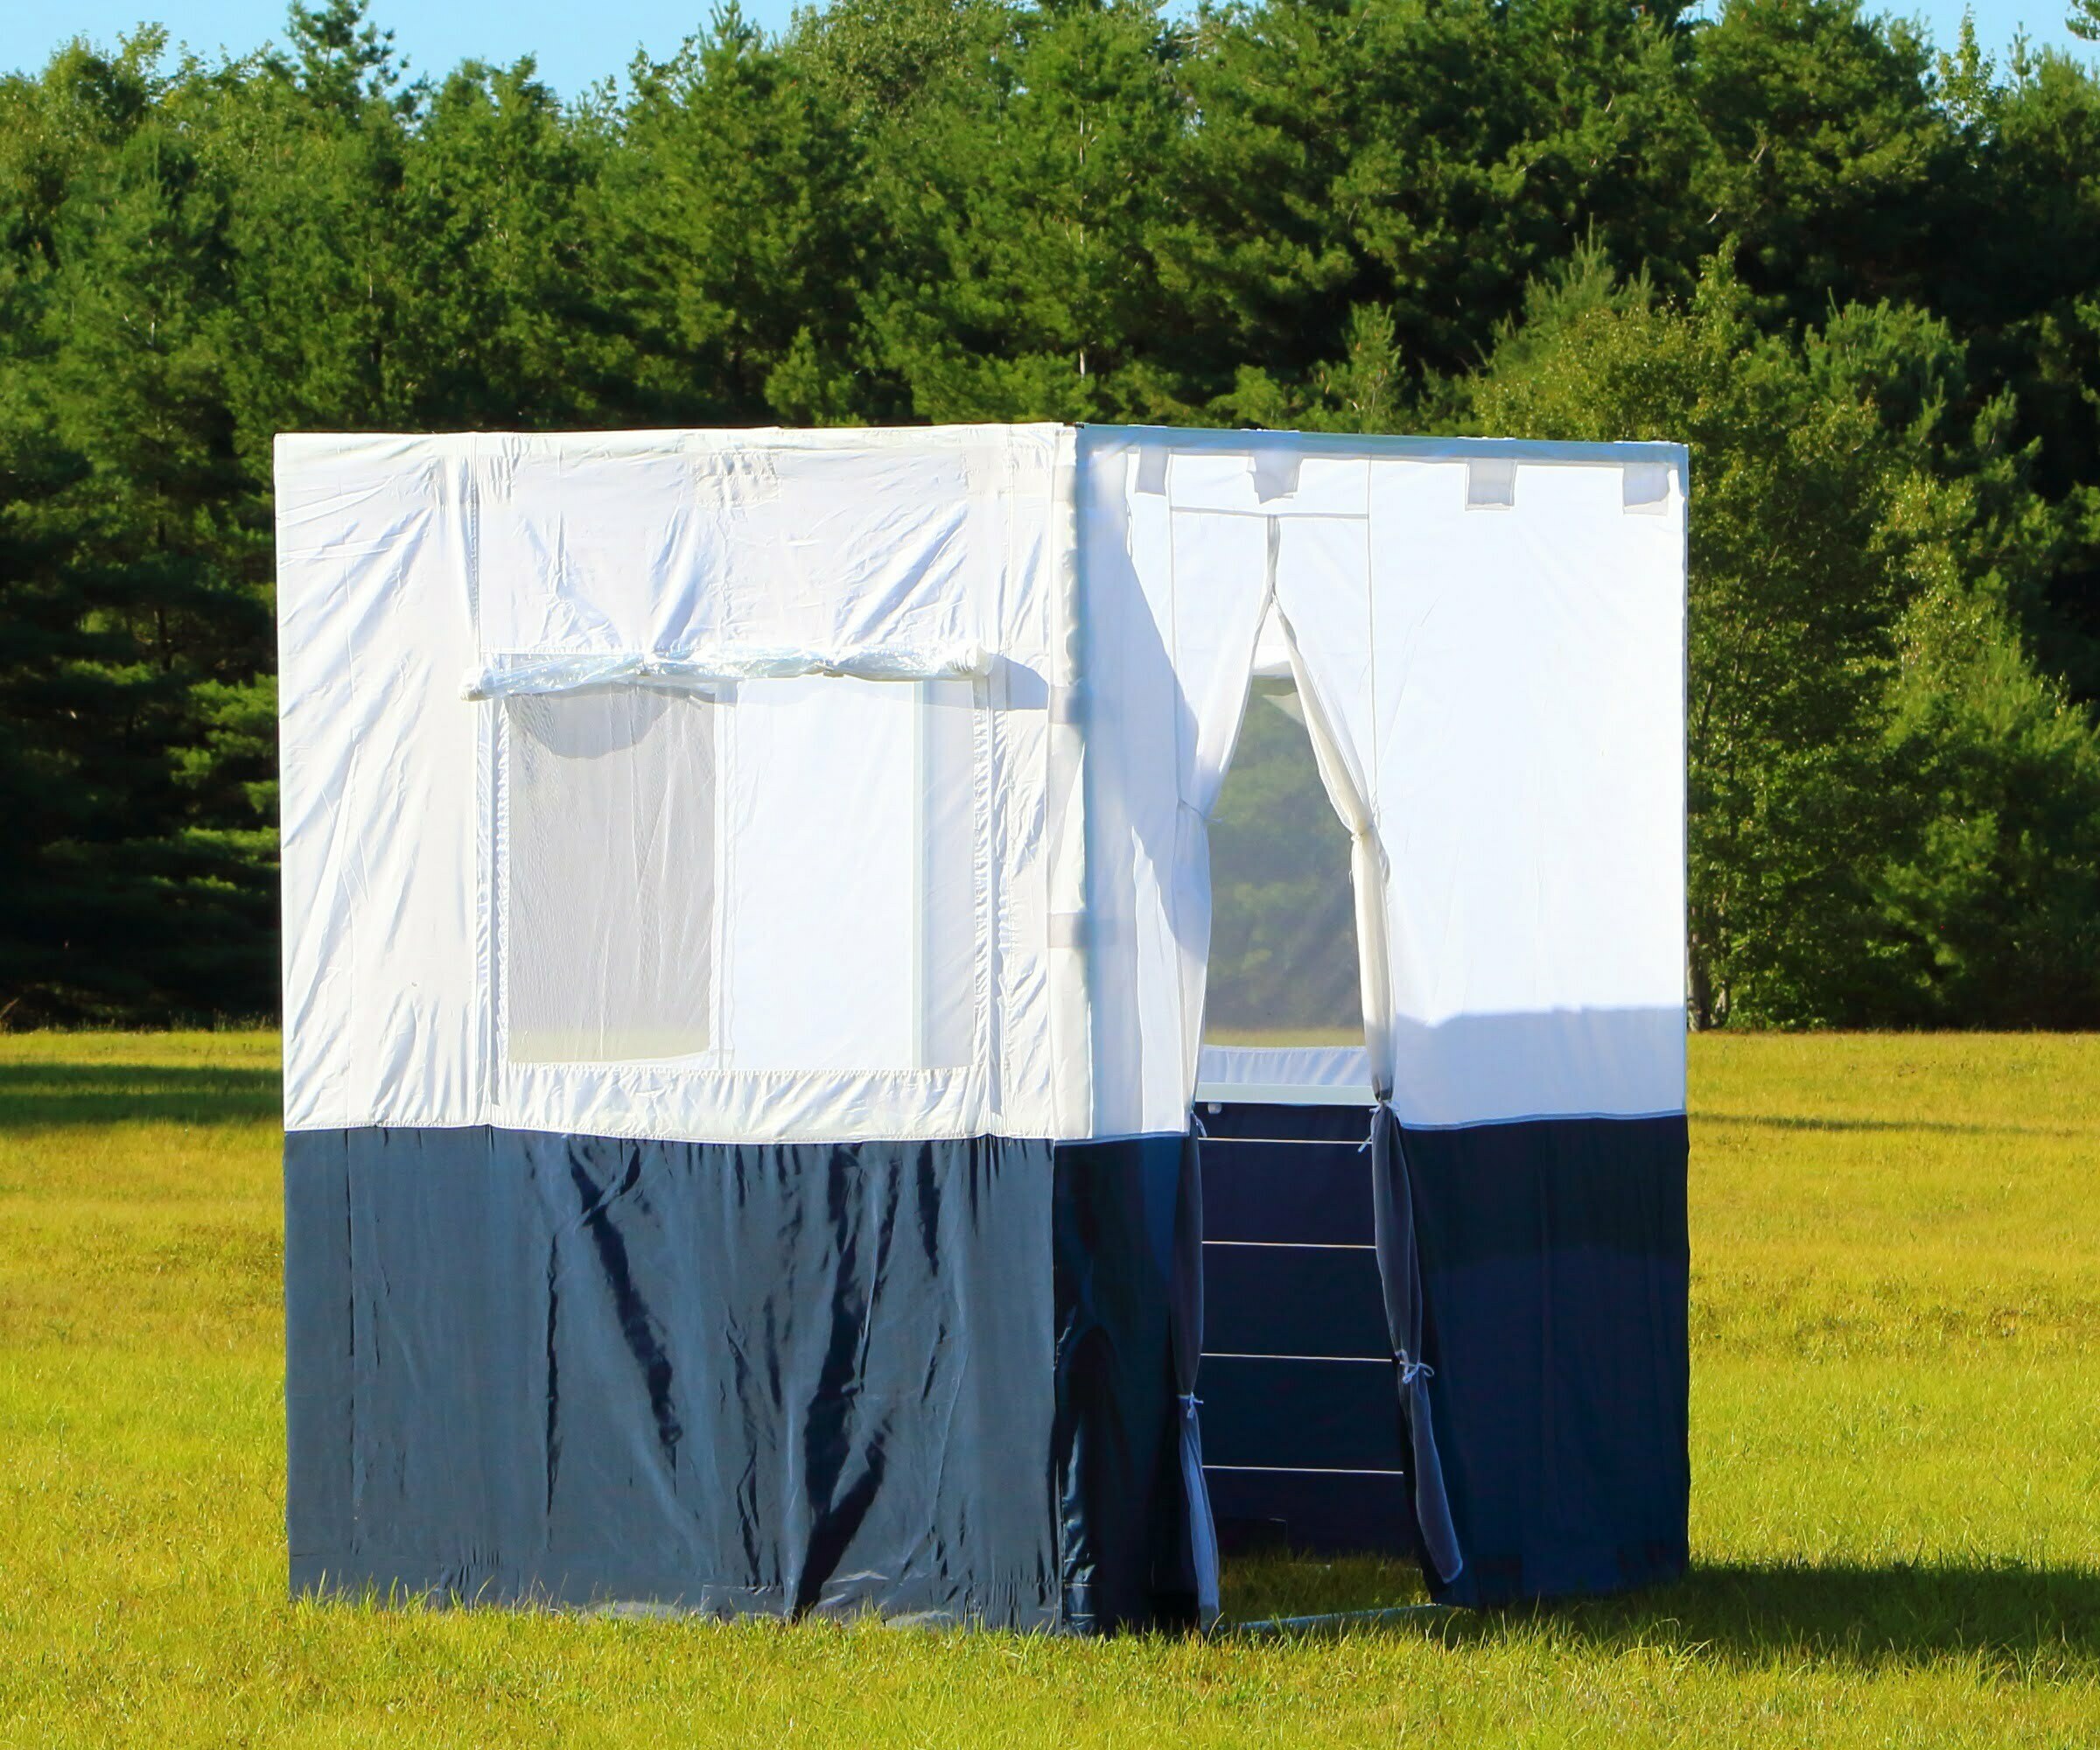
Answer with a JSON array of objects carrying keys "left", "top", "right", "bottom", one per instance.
[{"left": 0, "top": 1030, "right": 2095, "bottom": 1746}]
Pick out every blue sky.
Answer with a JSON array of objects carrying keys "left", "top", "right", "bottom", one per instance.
[{"left": 4, "top": 0, "right": 2090, "bottom": 99}]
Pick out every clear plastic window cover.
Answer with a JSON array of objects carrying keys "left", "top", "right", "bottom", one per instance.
[
  {"left": 504, "top": 689, "right": 718, "bottom": 1067},
  {"left": 500, "top": 676, "right": 981, "bottom": 1080},
  {"left": 464, "top": 642, "right": 991, "bottom": 700}
]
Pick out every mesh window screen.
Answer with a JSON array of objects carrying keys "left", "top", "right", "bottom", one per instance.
[
  {"left": 503, "top": 689, "right": 717, "bottom": 1064},
  {"left": 1203, "top": 677, "right": 1363, "bottom": 1047}
]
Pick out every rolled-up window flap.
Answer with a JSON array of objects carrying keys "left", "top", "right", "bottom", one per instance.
[{"left": 463, "top": 643, "right": 991, "bottom": 701}]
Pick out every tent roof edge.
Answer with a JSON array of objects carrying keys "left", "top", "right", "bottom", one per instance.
[{"left": 1077, "top": 424, "right": 1687, "bottom": 469}]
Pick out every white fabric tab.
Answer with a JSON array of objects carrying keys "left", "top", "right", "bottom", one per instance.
[
  {"left": 1249, "top": 447, "right": 1303, "bottom": 503},
  {"left": 1622, "top": 461, "right": 1671, "bottom": 514},
  {"left": 1465, "top": 457, "right": 1516, "bottom": 508}
]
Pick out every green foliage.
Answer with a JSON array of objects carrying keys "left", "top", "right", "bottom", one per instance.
[
  {"left": 604, "top": 8, "right": 875, "bottom": 424},
  {"left": 1205, "top": 685, "right": 1362, "bottom": 1036},
  {"left": 1465, "top": 249, "right": 2100, "bottom": 1024},
  {"left": 3, "top": 0, "right": 2099, "bottom": 1024},
  {"left": 853, "top": 0, "right": 1194, "bottom": 421}
]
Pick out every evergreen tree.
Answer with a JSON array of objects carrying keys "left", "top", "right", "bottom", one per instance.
[{"left": 1, "top": 0, "right": 2097, "bottom": 1026}]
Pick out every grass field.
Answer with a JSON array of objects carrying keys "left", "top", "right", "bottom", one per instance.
[{"left": 0, "top": 1032, "right": 2095, "bottom": 1746}]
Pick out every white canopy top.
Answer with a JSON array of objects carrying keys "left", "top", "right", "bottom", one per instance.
[{"left": 276, "top": 424, "right": 1686, "bottom": 1143}]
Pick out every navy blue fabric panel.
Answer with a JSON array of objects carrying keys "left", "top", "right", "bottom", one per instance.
[
  {"left": 1196, "top": 1101, "right": 1374, "bottom": 1144},
  {"left": 1050, "top": 1135, "right": 1196, "bottom": 1632},
  {"left": 1197, "top": 1356, "right": 1401, "bottom": 1473},
  {"left": 1200, "top": 1138, "right": 1373, "bottom": 1245},
  {"left": 1407, "top": 1114, "right": 1690, "bottom": 1605},
  {"left": 334, "top": 1127, "right": 546, "bottom": 1589},
  {"left": 1202, "top": 1242, "right": 1387, "bottom": 1359},
  {"left": 1205, "top": 1468, "right": 1414, "bottom": 1558},
  {"left": 284, "top": 1127, "right": 1061, "bottom": 1627},
  {"left": 283, "top": 1129, "right": 354, "bottom": 1570}
]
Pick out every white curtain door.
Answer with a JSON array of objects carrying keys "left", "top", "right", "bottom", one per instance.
[
  {"left": 1278, "top": 453, "right": 1687, "bottom": 1128},
  {"left": 1074, "top": 434, "right": 1279, "bottom": 1137}
]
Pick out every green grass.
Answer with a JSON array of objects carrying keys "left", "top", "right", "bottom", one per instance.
[{"left": 1, "top": 1032, "right": 2096, "bottom": 1746}]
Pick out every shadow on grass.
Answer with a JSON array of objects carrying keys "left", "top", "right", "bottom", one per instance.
[
  {"left": 0, "top": 1060, "right": 282, "bottom": 1128},
  {"left": 1234, "top": 1557, "right": 2100, "bottom": 1667},
  {"left": 1698, "top": 1111, "right": 2089, "bottom": 1139}
]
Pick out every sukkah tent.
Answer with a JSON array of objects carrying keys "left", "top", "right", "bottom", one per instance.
[{"left": 276, "top": 424, "right": 1689, "bottom": 1630}]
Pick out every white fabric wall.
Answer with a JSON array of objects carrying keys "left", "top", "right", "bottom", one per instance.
[
  {"left": 281, "top": 423, "right": 1684, "bottom": 1145},
  {"left": 278, "top": 426, "right": 1087, "bottom": 1143},
  {"left": 1079, "top": 430, "right": 1688, "bottom": 1135}
]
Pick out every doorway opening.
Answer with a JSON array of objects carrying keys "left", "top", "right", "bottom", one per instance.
[
  {"left": 1194, "top": 623, "right": 1407, "bottom": 1563},
  {"left": 1201, "top": 668, "right": 1363, "bottom": 1053}
]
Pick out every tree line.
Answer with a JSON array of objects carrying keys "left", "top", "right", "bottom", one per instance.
[{"left": 4, "top": 0, "right": 2099, "bottom": 1028}]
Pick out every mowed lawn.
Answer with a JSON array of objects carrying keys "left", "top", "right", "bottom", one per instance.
[{"left": 0, "top": 1034, "right": 2095, "bottom": 1746}]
